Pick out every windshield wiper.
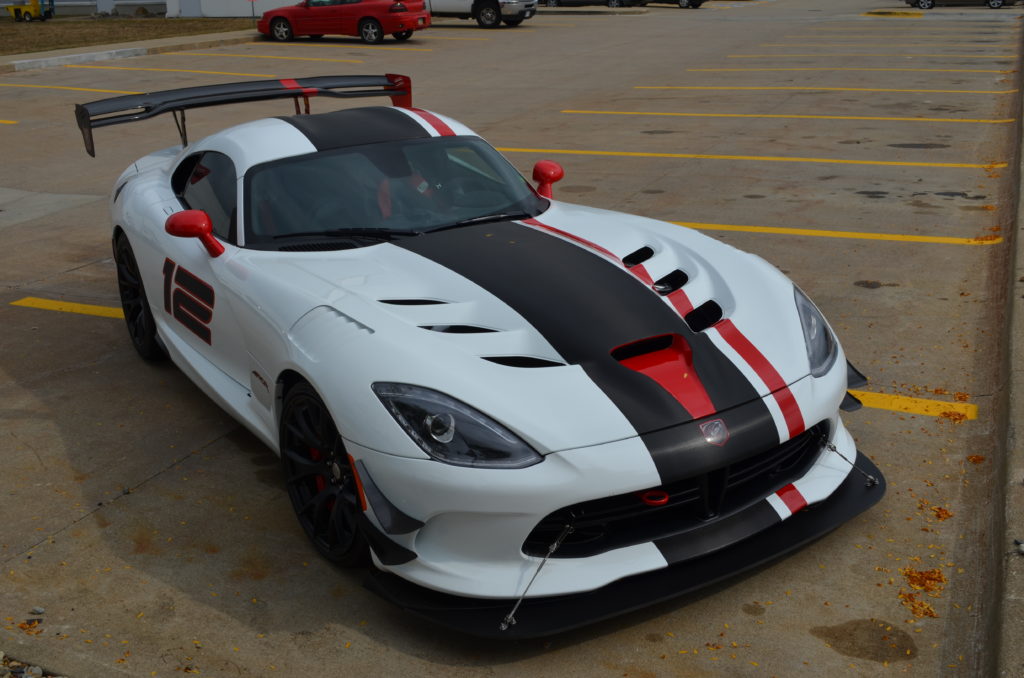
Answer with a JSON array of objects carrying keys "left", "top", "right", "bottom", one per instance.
[
  {"left": 273, "top": 227, "right": 417, "bottom": 241},
  {"left": 428, "top": 211, "right": 534, "bottom": 234}
]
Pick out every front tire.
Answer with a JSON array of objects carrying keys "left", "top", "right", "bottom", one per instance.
[
  {"left": 114, "top": 234, "right": 163, "bottom": 362},
  {"left": 270, "top": 17, "right": 293, "bottom": 41},
  {"left": 987, "top": 0, "right": 1003, "bottom": 7},
  {"left": 280, "top": 382, "right": 368, "bottom": 566},
  {"left": 393, "top": 29, "right": 414, "bottom": 40},
  {"left": 503, "top": 18, "right": 523, "bottom": 26},
  {"left": 475, "top": 1, "right": 501, "bottom": 27},
  {"left": 916, "top": 0, "right": 934, "bottom": 7},
  {"left": 359, "top": 18, "right": 384, "bottom": 43},
  {"left": 607, "top": 0, "right": 622, "bottom": 6}
]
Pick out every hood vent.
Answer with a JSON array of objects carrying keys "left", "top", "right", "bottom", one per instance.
[
  {"left": 623, "top": 246, "right": 655, "bottom": 268},
  {"left": 379, "top": 298, "right": 448, "bottom": 306},
  {"left": 279, "top": 242, "right": 357, "bottom": 252},
  {"left": 685, "top": 300, "right": 723, "bottom": 333},
  {"left": 484, "top": 356, "right": 565, "bottom": 368},
  {"left": 610, "top": 334, "right": 673, "bottom": 362},
  {"left": 420, "top": 325, "right": 496, "bottom": 334},
  {"left": 653, "top": 270, "right": 689, "bottom": 296}
]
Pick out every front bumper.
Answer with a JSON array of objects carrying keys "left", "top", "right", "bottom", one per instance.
[{"left": 364, "top": 451, "right": 884, "bottom": 639}]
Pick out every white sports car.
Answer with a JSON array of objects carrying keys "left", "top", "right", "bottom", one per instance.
[{"left": 76, "top": 75, "right": 884, "bottom": 638}]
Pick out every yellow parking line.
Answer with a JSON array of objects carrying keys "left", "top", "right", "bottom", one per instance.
[
  {"left": 848, "top": 390, "right": 978, "bottom": 420},
  {"left": 672, "top": 221, "right": 1002, "bottom": 245},
  {"left": 688, "top": 67, "right": 1014, "bottom": 73},
  {"left": 760, "top": 42, "right": 1016, "bottom": 48},
  {"left": 0, "top": 120, "right": 16, "bottom": 124},
  {"left": 729, "top": 53, "right": 1015, "bottom": 59},
  {"left": 0, "top": 83, "right": 141, "bottom": 94},
  {"left": 637, "top": 85, "right": 1018, "bottom": 94},
  {"left": 497, "top": 147, "right": 1006, "bottom": 170},
  {"left": 419, "top": 35, "right": 489, "bottom": 40},
  {"left": 65, "top": 64, "right": 277, "bottom": 77},
  {"left": 245, "top": 41, "right": 431, "bottom": 52},
  {"left": 561, "top": 109, "right": 1015, "bottom": 124},
  {"left": 166, "top": 51, "right": 363, "bottom": 64},
  {"left": 10, "top": 297, "right": 123, "bottom": 319}
]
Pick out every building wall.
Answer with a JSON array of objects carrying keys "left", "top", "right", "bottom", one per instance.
[{"left": 166, "top": 0, "right": 294, "bottom": 17}]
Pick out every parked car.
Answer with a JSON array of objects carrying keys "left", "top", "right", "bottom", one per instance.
[
  {"left": 905, "top": 0, "right": 1007, "bottom": 7},
  {"left": 257, "top": 0, "right": 430, "bottom": 44},
  {"left": 427, "top": 0, "right": 535, "bottom": 27},
  {"left": 74, "top": 74, "right": 884, "bottom": 638}
]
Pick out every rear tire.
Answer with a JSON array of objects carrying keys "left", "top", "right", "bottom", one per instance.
[
  {"left": 280, "top": 382, "right": 369, "bottom": 567},
  {"left": 114, "top": 234, "right": 164, "bottom": 362},
  {"left": 987, "top": 0, "right": 1003, "bottom": 7},
  {"left": 503, "top": 18, "right": 523, "bottom": 25},
  {"left": 475, "top": 1, "right": 501, "bottom": 27},
  {"left": 916, "top": 0, "right": 934, "bottom": 8},
  {"left": 270, "top": 17, "right": 293, "bottom": 41},
  {"left": 393, "top": 29, "right": 413, "bottom": 40},
  {"left": 359, "top": 18, "right": 384, "bottom": 43}
]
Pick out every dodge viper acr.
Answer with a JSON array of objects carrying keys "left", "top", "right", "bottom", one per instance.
[{"left": 75, "top": 75, "right": 884, "bottom": 638}]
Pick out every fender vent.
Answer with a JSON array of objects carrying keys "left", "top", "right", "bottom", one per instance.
[
  {"left": 420, "top": 325, "right": 496, "bottom": 334},
  {"left": 653, "top": 270, "right": 688, "bottom": 295},
  {"left": 484, "top": 356, "right": 564, "bottom": 368},
  {"left": 685, "top": 301, "right": 723, "bottom": 333},
  {"left": 379, "top": 298, "right": 448, "bottom": 306},
  {"left": 622, "top": 246, "right": 655, "bottom": 268}
]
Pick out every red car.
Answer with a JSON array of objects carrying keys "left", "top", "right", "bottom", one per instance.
[{"left": 258, "top": 0, "right": 431, "bottom": 44}]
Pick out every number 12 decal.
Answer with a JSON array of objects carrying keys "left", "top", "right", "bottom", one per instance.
[{"left": 163, "top": 258, "right": 215, "bottom": 345}]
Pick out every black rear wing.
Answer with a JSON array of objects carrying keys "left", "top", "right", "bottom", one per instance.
[{"left": 75, "top": 74, "right": 412, "bottom": 157}]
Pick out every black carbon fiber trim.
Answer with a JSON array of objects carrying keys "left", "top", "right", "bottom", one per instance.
[{"left": 363, "top": 452, "right": 885, "bottom": 639}]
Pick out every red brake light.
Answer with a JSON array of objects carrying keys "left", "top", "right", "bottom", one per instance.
[{"left": 390, "top": 2, "right": 408, "bottom": 11}]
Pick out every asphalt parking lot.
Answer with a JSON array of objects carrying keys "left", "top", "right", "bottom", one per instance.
[{"left": 1, "top": 0, "right": 1022, "bottom": 675}]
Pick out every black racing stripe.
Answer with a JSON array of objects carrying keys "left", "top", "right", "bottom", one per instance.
[
  {"left": 654, "top": 496, "right": 780, "bottom": 564},
  {"left": 394, "top": 221, "right": 774, "bottom": 444},
  {"left": 278, "top": 107, "right": 428, "bottom": 151}
]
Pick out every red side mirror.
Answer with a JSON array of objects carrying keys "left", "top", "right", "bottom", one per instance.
[
  {"left": 165, "top": 210, "right": 225, "bottom": 258},
  {"left": 532, "top": 160, "right": 564, "bottom": 199}
]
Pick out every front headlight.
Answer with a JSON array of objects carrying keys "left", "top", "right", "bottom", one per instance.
[
  {"left": 794, "top": 286, "right": 838, "bottom": 377},
  {"left": 372, "top": 383, "right": 543, "bottom": 469}
]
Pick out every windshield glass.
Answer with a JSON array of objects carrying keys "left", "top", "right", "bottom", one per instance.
[{"left": 244, "top": 136, "right": 547, "bottom": 247}]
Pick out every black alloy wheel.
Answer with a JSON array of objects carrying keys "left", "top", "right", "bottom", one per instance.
[
  {"left": 114, "top": 235, "right": 163, "bottom": 361},
  {"left": 280, "top": 383, "right": 368, "bottom": 566}
]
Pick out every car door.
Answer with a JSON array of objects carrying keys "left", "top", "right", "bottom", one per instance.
[
  {"left": 160, "top": 151, "right": 251, "bottom": 390},
  {"left": 335, "top": 0, "right": 365, "bottom": 34},
  {"left": 298, "top": 0, "right": 341, "bottom": 33}
]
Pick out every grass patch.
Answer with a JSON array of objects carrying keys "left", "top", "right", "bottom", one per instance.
[{"left": 0, "top": 17, "right": 257, "bottom": 56}]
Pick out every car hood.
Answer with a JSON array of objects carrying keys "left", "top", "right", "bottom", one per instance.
[{"left": 237, "top": 202, "right": 818, "bottom": 450}]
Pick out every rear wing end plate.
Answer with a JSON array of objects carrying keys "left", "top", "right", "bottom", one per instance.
[{"left": 75, "top": 74, "right": 412, "bottom": 157}]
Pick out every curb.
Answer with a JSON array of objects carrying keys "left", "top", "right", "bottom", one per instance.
[
  {"left": 0, "top": 31, "right": 256, "bottom": 74},
  {"left": 999, "top": 76, "right": 1024, "bottom": 678}
]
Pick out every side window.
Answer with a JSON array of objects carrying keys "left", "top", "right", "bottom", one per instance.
[{"left": 173, "top": 151, "right": 237, "bottom": 243}]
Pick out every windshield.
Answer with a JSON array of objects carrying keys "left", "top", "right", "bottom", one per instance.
[{"left": 244, "top": 136, "right": 547, "bottom": 247}]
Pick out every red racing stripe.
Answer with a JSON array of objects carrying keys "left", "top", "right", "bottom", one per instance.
[
  {"left": 714, "top": 319, "right": 805, "bottom": 439},
  {"left": 279, "top": 78, "right": 318, "bottom": 96},
  {"left": 776, "top": 483, "right": 807, "bottom": 514},
  {"left": 407, "top": 108, "right": 455, "bottom": 136}
]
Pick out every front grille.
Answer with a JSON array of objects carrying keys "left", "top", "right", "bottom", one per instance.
[{"left": 522, "top": 422, "right": 828, "bottom": 558}]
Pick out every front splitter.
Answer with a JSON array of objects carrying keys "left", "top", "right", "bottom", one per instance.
[{"left": 364, "top": 452, "right": 885, "bottom": 639}]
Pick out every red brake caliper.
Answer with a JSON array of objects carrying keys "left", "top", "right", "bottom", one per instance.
[{"left": 309, "top": 447, "right": 327, "bottom": 493}]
